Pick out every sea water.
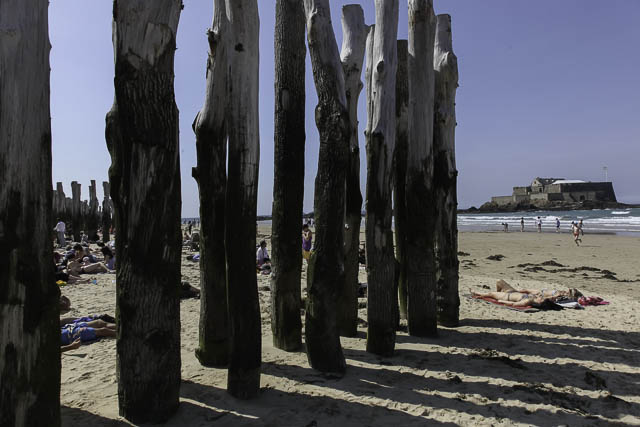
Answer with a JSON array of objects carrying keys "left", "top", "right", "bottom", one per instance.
[
  {"left": 458, "top": 208, "right": 640, "bottom": 236},
  {"left": 189, "top": 208, "right": 640, "bottom": 237}
]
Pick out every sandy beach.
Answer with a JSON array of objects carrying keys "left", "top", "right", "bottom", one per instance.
[{"left": 59, "top": 229, "right": 640, "bottom": 426}]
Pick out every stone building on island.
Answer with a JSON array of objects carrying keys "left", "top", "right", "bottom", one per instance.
[{"left": 490, "top": 177, "right": 617, "bottom": 207}]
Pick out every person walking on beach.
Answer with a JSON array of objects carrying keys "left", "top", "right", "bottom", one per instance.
[
  {"left": 571, "top": 221, "right": 582, "bottom": 246},
  {"left": 520, "top": 217, "right": 525, "bottom": 232},
  {"left": 578, "top": 219, "right": 584, "bottom": 236},
  {"left": 302, "top": 223, "right": 313, "bottom": 263},
  {"left": 537, "top": 217, "right": 542, "bottom": 233},
  {"left": 556, "top": 218, "right": 560, "bottom": 233},
  {"left": 54, "top": 219, "right": 66, "bottom": 247}
]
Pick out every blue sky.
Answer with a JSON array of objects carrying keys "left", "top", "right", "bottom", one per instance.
[{"left": 49, "top": 0, "right": 640, "bottom": 217}]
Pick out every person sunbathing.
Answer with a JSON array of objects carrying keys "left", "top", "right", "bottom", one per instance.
[
  {"left": 473, "top": 280, "right": 583, "bottom": 307},
  {"left": 472, "top": 289, "right": 544, "bottom": 307},
  {"left": 495, "top": 279, "right": 583, "bottom": 299},
  {"left": 67, "top": 259, "right": 110, "bottom": 275},
  {"left": 60, "top": 319, "right": 116, "bottom": 352}
]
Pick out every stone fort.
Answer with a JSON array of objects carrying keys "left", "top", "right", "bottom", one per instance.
[{"left": 491, "top": 177, "right": 617, "bottom": 206}]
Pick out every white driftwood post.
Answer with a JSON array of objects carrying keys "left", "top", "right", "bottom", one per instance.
[
  {"left": 303, "top": 0, "right": 349, "bottom": 374},
  {"left": 433, "top": 14, "right": 460, "bottom": 327},
  {"left": 192, "top": 0, "right": 231, "bottom": 367},
  {"left": 271, "top": 0, "right": 306, "bottom": 352},
  {"left": 394, "top": 39, "right": 409, "bottom": 320},
  {"left": 0, "top": 1, "right": 60, "bottom": 425},
  {"left": 105, "top": 0, "right": 183, "bottom": 422},
  {"left": 365, "top": 0, "right": 399, "bottom": 357},
  {"left": 338, "top": 4, "right": 368, "bottom": 338},
  {"left": 406, "top": 0, "right": 437, "bottom": 337},
  {"left": 102, "top": 181, "right": 111, "bottom": 243},
  {"left": 225, "top": 0, "right": 261, "bottom": 399}
]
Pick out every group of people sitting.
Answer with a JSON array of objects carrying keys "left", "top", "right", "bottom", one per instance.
[
  {"left": 54, "top": 243, "right": 115, "bottom": 284},
  {"left": 473, "top": 280, "right": 584, "bottom": 308}
]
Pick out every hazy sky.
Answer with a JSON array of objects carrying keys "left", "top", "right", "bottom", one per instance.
[{"left": 49, "top": 0, "right": 640, "bottom": 217}]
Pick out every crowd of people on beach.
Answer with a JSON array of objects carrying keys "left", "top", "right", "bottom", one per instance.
[{"left": 53, "top": 220, "right": 116, "bottom": 286}]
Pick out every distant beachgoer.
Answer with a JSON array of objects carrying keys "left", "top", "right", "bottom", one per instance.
[
  {"left": 302, "top": 224, "right": 313, "bottom": 262},
  {"left": 556, "top": 218, "right": 560, "bottom": 233},
  {"left": 502, "top": 222, "right": 508, "bottom": 232},
  {"left": 256, "top": 240, "right": 270, "bottom": 268},
  {"left": 537, "top": 217, "right": 542, "bottom": 233},
  {"left": 80, "top": 231, "right": 89, "bottom": 245},
  {"left": 188, "top": 220, "right": 193, "bottom": 234},
  {"left": 101, "top": 246, "right": 116, "bottom": 270},
  {"left": 520, "top": 217, "right": 525, "bottom": 232},
  {"left": 54, "top": 219, "right": 66, "bottom": 247},
  {"left": 578, "top": 219, "right": 584, "bottom": 236},
  {"left": 571, "top": 221, "right": 582, "bottom": 246}
]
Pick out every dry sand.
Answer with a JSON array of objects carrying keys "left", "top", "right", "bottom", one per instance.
[{"left": 60, "top": 229, "right": 640, "bottom": 426}]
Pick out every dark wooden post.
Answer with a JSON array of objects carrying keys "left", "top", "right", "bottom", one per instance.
[
  {"left": 364, "top": 0, "right": 399, "bottom": 357},
  {"left": 54, "top": 182, "right": 66, "bottom": 222},
  {"left": 303, "top": 0, "right": 349, "bottom": 374},
  {"left": 0, "top": 0, "right": 61, "bottom": 425},
  {"left": 70, "top": 181, "right": 82, "bottom": 242},
  {"left": 433, "top": 14, "right": 460, "bottom": 327},
  {"left": 394, "top": 40, "right": 409, "bottom": 320},
  {"left": 105, "top": 0, "right": 183, "bottom": 422},
  {"left": 102, "top": 181, "right": 112, "bottom": 243},
  {"left": 271, "top": 0, "right": 306, "bottom": 352},
  {"left": 87, "top": 180, "right": 99, "bottom": 241},
  {"left": 225, "top": 0, "right": 262, "bottom": 399},
  {"left": 192, "top": 0, "right": 230, "bottom": 367},
  {"left": 338, "top": 4, "right": 368, "bottom": 338},
  {"left": 406, "top": 0, "right": 437, "bottom": 337}
]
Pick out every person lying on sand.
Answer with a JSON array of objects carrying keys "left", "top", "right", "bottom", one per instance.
[
  {"left": 60, "top": 319, "right": 116, "bottom": 352},
  {"left": 495, "top": 279, "right": 583, "bottom": 299},
  {"left": 473, "top": 280, "right": 583, "bottom": 307},
  {"left": 67, "top": 259, "right": 110, "bottom": 275}
]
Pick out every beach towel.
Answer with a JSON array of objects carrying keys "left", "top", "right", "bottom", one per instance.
[
  {"left": 466, "top": 294, "right": 539, "bottom": 313},
  {"left": 578, "top": 296, "right": 610, "bottom": 306}
]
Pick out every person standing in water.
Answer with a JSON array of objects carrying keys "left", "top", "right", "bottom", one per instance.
[
  {"left": 520, "top": 217, "right": 525, "bottom": 232},
  {"left": 537, "top": 217, "right": 542, "bottom": 233},
  {"left": 556, "top": 218, "right": 560, "bottom": 233}
]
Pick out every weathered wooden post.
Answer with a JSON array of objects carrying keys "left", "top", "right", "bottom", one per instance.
[
  {"left": 55, "top": 182, "right": 66, "bottom": 221},
  {"left": 225, "top": 0, "right": 261, "bottom": 399},
  {"left": 338, "top": 4, "right": 368, "bottom": 338},
  {"left": 302, "top": 0, "right": 349, "bottom": 373},
  {"left": 102, "top": 181, "right": 111, "bottom": 243},
  {"left": 70, "top": 181, "right": 82, "bottom": 242},
  {"left": 271, "top": 0, "right": 306, "bottom": 351},
  {"left": 87, "top": 180, "right": 99, "bottom": 240},
  {"left": 406, "top": 0, "right": 437, "bottom": 337},
  {"left": 105, "top": 0, "right": 183, "bottom": 422},
  {"left": 433, "top": 14, "right": 460, "bottom": 327},
  {"left": 365, "top": 0, "right": 399, "bottom": 357},
  {"left": 192, "top": 0, "right": 230, "bottom": 367},
  {"left": 394, "top": 39, "right": 409, "bottom": 321},
  {"left": 0, "top": 0, "right": 61, "bottom": 425}
]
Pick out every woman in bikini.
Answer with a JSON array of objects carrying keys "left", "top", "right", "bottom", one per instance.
[{"left": 472, "top": 280, "right": 583, "bottom": 307}]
